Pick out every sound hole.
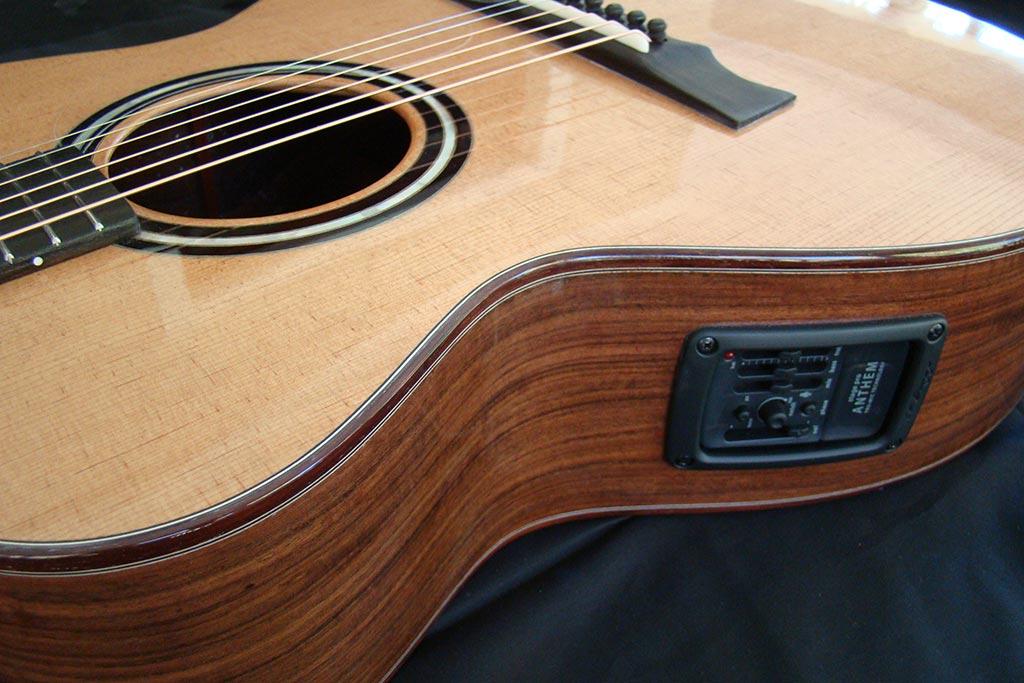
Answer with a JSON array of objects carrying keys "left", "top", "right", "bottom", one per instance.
[{"left": 108, "top": 82, "right": 414, "bottom": 220}]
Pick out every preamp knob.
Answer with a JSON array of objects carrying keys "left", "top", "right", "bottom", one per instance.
[{"left": 758, "top": 398, "right": 790, "bottom": 430}]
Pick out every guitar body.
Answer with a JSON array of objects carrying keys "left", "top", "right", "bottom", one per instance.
[{"left": 1, "top": 0, "right": 1023, "bottom": 679}]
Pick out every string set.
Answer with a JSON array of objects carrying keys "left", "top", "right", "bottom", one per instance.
[
  {"left": 140, "top": 76, "right": 603, "bottom": 251},
  {"left": 0, "top": 1, "right": 526, "bottom": 190},
  {"left": 0, "top": 2, "right": 646, "bottom": 245},
  {"left": 0, "top": 0, "right": 521, "bottom": 168},
  {"left": 1, "top": 9, "right": 570, "bottom": 202}
]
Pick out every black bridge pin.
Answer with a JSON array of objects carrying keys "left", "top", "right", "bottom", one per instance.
[
  {"left": 626, "top": 9, "right": 647, "bottom": 30},
  {"left": 604, "top": 3, "right": 625, "bottom": 23},
  {"left": 647, "top": 17, "right": 668, "bottom": 43},
  {"left": 584, "top": 0, "right": 603, "bottom": 14}
]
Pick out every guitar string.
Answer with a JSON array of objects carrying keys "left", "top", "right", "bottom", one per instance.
[
  {"left": 0, "top": 21, "right": 634, "bottom": 241},
  {"left": 0, "top": 0, "right": 518, "bottom": 167},
  {"left": 0, "top": 10, "right": 566, "bottom": 205},
  {"left": 0, "top": 12, "right": 568, "bottom": 223},
  {"left": 0, "top": 2, "right": 529, "bottom": 193},
  {"left": 373, "top": 73, "right": 612, "bottom": 175},
  {"left": 0, "top": 27, "right": 630, "bottom": 244},
  {"left": 0, "top": 8, "right": 562, "bottom": 228},
  {"left": 0, "top": 0, "right": 520, "bottom": 168},
  {"left": 140, "top": 79, "right": 603, "bottom": 247}
]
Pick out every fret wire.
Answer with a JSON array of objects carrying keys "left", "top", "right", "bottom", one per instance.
[{"left": 7, "top": 171, "right": 58, "bottom": 246}]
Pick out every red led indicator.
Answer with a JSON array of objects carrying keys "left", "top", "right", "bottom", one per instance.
[{"left": 723, "top": 351, "right": 736, "bottom": 361}]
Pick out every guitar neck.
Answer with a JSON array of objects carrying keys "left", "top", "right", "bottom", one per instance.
[{"left": 0, "top": 149, "right": 139, "bottom": 282}]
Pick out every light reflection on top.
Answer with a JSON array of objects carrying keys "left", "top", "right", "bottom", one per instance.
[
  {"left": 819, "top": 0, "right": 1024, "bottom": 63},
  {"left": 922, "top": 3, "right": 972, "bottom": 36},
  {"left": 977, "top": 23, "right": 1024, "bottom": 59},
  {"left": 827, "top": 0, "right": 889, "bottom": 15}
]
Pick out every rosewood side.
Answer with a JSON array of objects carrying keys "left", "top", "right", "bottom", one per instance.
[{"left": 2, "top": 238, "right": 1023, "bottom": 681}]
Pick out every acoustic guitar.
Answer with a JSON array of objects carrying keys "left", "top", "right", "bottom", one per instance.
[{"left": 1, "top": 0, "right": 1023, "bottom": 679}]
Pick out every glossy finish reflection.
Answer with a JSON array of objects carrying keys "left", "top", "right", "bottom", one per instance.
[{"left": 810, "top": 0, "right": 1024, "bottom": 62}]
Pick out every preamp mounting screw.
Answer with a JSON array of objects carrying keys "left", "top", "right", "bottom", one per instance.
[
  {"left": 696, "top": 336, "right": 719, "bottom": 355},
  {"left": 927, "top": 323, "right": 946, "bottom": 342}
]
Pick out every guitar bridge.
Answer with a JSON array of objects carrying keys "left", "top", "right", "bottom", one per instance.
[{"left": 458, "top": 0, "right": 796, "bottom": 128}]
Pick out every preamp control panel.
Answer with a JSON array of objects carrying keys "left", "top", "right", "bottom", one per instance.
[{"left": 665, "top": 317, "right": 947, "bottom": 468}]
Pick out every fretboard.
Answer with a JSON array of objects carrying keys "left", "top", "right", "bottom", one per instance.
[{"left": 0, "top": 146, "right": 140, "bottom": 283}]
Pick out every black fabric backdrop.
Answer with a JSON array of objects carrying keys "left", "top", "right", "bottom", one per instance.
[{"left": 3, "top": 2, "right": 1022, "bottom": 680}]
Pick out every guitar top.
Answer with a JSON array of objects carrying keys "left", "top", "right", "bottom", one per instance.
[
  {"left": 1, "top": 1, "right": 1023, "bottom": 679},
  {"left": 0, "top": 0, "right": 1019, "bottom": 544}
]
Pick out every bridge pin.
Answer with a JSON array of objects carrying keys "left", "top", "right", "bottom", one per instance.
[
  {"left": 647, "top": 17, "right": 668, "bottom": 43},
  {"left": 604, "top": 3, "right": 625, "bottom": 23}
]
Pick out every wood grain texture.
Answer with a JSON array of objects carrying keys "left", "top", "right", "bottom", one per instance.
[
  {"left": 2, "top": 239, "right": 1024, "bottom": 680},
  {"left": 1, "top": 0, "right": 1024, "bottom": 541},
  {"left": 2, "top": 0, "right": 1024, "bottom": 675}
]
